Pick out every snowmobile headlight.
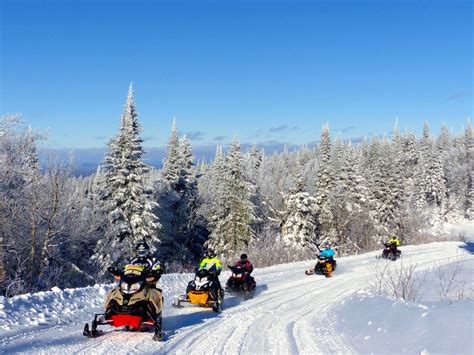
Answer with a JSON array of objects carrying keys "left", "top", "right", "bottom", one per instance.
[
  {"left": 195, "top": 277, "right": 208, "bottom": 289},
  {"left": 129, "top": 282, "right": 142, "bottom": 292},
  {"left": 120, "top": 281, "right": 142, "bottom": 294}
]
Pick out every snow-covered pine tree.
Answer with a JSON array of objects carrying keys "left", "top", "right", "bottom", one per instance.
[
  {"left": 424, "top": 145, "right": 447, "bottom": 208},
  {"left": 206, "top": 138, "right": 256, "bottom": 255},
  {"left": 161, "top": 118, "right": 180, "bottom": 189},
  {"left": 280, "top": 166, "right": 318, "bottom": 251},
  {"left": 248, "top": 144, "right": 263, "bottom": 173},
  {"left": 177, "top": 134, "right": 203, "bottom": 258},
  {"left": 413, "top": 121, "right": 432, "bottom": 210},
  {"left": 314, "top": 123, "right": 334, "bottom": 242},
  {"left": 370, "top": 141, "right": 404, "bottom": 238},
  {"left": 422, "top": 121, "right": 430, "bottom": 148},
  {"left": 437, "top": 123, "right": 452, "bottom": 155},
  {"left": 156, "top": 127, "right": 208, "bottom": 266},
  {"left": 402, "top": 132, "right": 419, "bottom": 172},
  {"left": 178, "top": 135, "right": 197, "bottom": 194},
  {"left": 94, "top": 84, "right": 160, "bottom": 270},
  {"left": 464, "top": 119, "right": 473, "bottom": 219},
  {"left": 208, "top": 144, "right": 227, "bottom": 231}
]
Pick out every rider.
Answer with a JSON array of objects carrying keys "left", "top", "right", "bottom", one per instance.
[
  {"left": 384, "top": 235, "right": 401, "bottom": 258},
  {"left": 319, "top": 242, "right": 335, "bottom": 260},
  {"left": 227, "top": 253, "right": 256, "bottom": 290},
  {"left": 199, "top": 248, "right": 223, "bottom": 302},
  {"left": 319, "top": 242, "right": 335, "bottom": 277},
  {"left": 387, "top": 235, "right": 400, "bottom": 247},
  {"left": 111, "top": 241, "right": 163, "bottom": 288}
]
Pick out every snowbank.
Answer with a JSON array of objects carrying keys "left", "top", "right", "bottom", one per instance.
[
  {"left": 334, "top": 292, "right": 473, "bottom": 354},
  {"left": 335, "top": 257, "right": 474, "bottom": 355},
  {"left": 428, "top": 221, "right": 474, "bottom": 242},
  {"left": 0, "top": 273, "right": 192, "bottom": 335}
]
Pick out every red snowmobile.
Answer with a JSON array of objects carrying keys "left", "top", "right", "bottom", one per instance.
[{"left": 225, "top": 265, "right": 256, "bottom": 299}]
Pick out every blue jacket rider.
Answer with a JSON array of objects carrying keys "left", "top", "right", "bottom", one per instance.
[{"left": 319, "top": 242, "right": 335, "bottom": 259}]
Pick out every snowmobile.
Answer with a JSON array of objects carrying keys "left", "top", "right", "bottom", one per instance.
[
  {"left": 378, "top": 242, "right": 402, "bottom": 261},
  {"left": 225, "top": 265, "right": 256, "bottom": 299},
  {"left": 305, "top": 256, "right": 337, "bottom": 277},
  {"left": 172, "top": 265, "right": 224, "bottom": 312},
  {"left": 83, "top": 264, "right": 164, "bottom": 341}
]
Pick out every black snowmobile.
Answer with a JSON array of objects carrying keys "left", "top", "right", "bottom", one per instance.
[
  {"left": 378, "top": 242, "right": 402, "bottom": 261},
  {"left": 225, "top": 265, "right": 256, "bottom": 299},
  {"left": 83, "top": 264, "right": 164, "bottom": 341},
  {"left": 172, "top": 265, "right": 224, "bottom": 312},
  {"left": 305, "top": 256, "right": 337, "bottom": 277}
]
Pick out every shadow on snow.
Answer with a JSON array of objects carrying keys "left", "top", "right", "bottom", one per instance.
[{"left": 459, "top": 241, "right": 474, "bottom": 255}]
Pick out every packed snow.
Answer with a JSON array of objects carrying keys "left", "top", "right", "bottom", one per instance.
[{"left": 0, "top": 240, "right": 472, "bottom": 354}]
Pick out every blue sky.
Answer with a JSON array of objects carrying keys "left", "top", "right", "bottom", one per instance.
[{"left": 1, "top": 0, "right": 472, "bottom": 150}]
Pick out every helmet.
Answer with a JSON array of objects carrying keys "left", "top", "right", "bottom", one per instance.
[
  {"left": 136, "top": 241, "right": 150, "bottom": 258},
  {"left": 205, "top": 249, "right": 216, "bottom": 258},
  {"left": 240, "top": 254, "right": 248, "bottom": 263},
  {"left": 325, "top": 242, "right": 331, "bottom": 249}
]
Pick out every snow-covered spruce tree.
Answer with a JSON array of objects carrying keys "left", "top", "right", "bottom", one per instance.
[
  {"left": 331, "top": 142, "right": 373, "bottom": 253},
  {"left": 94, "top": 85, "right": 160, "bottom": 270},
  {"left": 413, "top": 122, "right": 432, "bottom": 210},
  {"left": 178, "top": 135, "right": 197, "bottom": 195},
  {"left": 161, "top": 118, "right": 180, "bottom": 189},
  {"left": 280, "top": 167, "right": 319, "bottom": 251},
  {"left": 176, "top": 134, "right": 204, "bottom": 260},
  {"left": 196, "top": 144, "right": 226, "bottom": 237},
  {"left": 437, "top": 123, "right": 452, "bottom": 155},
  {"left": 370, "top": 140, "right": 405, "bottom": 239},
  {"left": 402, "top": 132, "right": 419, "bottom": 176},
  {"left": 243, "top": 145, "right": 266, "bottom": 236},
  {"left": 206, "top": 138, "right": 256, "bottom": 255},
  {"left": 248, "top": 144, "right": 263, "bottom": 174},
  {"left": 313, "top": 123, "right": 334, "bottom": 243},
  {"left": 464, "top": 119, "right": 473, "bottom": 219},
  {"left": 424, "top": 146, "right": 447, "bottom": 209},
  {"left": 155, "top": 123, "right": 204, "bottom": 266}
]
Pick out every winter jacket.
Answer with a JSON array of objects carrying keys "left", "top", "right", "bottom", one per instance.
[
  {"left": 199, "top": 257, "right": 222, "bottom": 274},
  {"left": 128, "top": 256, "right": 163, "bottom": 279},
  {"left": 235, "top": 260, "right": 253, "bottom": 274},
  {"left": 387, "top": 238, "right": 400, "bottom": 246},
  {"left": 319, "top": 248, "right": 335, "bottom": 258}
]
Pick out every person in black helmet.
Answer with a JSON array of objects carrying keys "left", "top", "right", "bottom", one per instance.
[
  {"left": 111, "top": 241, "right": 163, "bottom": 287},
  {"left": 229, "top": 253, "right": 256, "bottom": 291}
]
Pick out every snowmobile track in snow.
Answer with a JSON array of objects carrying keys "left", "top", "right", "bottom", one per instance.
[{"left": 0, "top": 241, "right": 471, "bottom": 354}]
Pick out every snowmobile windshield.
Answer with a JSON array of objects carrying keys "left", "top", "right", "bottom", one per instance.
[
  {"left": 232, "top": 265, "right": 245, "bottom": 274},
  {"left": 121, "top": 264, "right": 147, "bottom": 283},
  {"left": 196, "top": 268, "right": 210, "bottom": 278}
]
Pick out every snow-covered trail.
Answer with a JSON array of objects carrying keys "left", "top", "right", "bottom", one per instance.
[{"left": 1, "top": 241, "right": 472, "bottom": 354}]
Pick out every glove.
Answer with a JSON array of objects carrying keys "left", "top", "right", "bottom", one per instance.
[{"left": 107, "top": 266, "right": 119, "bottom": 276}]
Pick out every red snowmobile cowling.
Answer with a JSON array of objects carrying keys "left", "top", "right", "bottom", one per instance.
[{"left": 110, "top": 314, "right": 142, "bottom": 329}]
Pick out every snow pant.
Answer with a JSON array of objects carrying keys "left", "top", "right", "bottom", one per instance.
[{"left": 210, "top": 278, "right": 223, "bottom": 301}]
